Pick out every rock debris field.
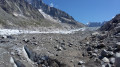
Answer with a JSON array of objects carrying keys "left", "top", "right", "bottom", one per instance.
[{"left": 0, "top": 27, "right": 119, "bottom": 67}]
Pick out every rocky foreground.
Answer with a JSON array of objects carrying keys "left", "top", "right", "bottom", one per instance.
[
  {"left": 0, "top": 27, "right": 119, "bottom": 67},
  {"left": 0, "top": 28, "right": 95, "bottom": 67},
  {"left": 0, "top": 14, "right": 120, "bottom": 67}
]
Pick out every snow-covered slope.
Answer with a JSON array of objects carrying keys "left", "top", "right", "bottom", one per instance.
[{"left": 38, "top": 9, "right": 61, "bottom": 23}]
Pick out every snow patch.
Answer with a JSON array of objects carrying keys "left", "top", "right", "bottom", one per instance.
[
  {"left": 14, "top": 46, "right": 33, "bottom": 65},
  {"left": 0, "top": 29, "right": 39, "bottom": 35},
  {"left": 38, "top": 9, "right": 61, "bottom": 22},
  {"left": 13, "top": 12, "right": 23, "bottom": 17},
  {"left": 61, "top": 17, "right": 72, "bottom": 22},
  {"left": 10, "top": 57, "right": 17, "bottom": 67},
  {"left": 15, "top": 4, "right": 23, "bottom": 14},
  {"left": 22, "top": 46, "right": 32, "bottom": 63}
]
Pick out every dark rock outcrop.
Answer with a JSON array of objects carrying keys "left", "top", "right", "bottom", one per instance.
[{"left": 100, "top": 14, "right": 120, "bottom": 34}]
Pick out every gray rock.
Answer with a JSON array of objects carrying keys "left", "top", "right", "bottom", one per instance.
[
  {"left": 14, "top": 60, "right": 26, "bottom": 67},
  {"left": 2, "top": 35, "right": 7, "bottom": 39},
  {"left": 115, "top": 53, "right": 120, "bottom": 57},
  {"left": 32, "top": 42, "right": 38, "bottom": 45},
  {"left": 11, "top": 52, "right": 15, "bottom": 55},
  {"left": 23, "top": 39, "right": 29, "bottom": 43},
  {"left": 92, "top": 32, "right": 99, "bottom": 36},
  {"left": 102, "top": 57, "right": 109, "bottom": 63},
  {"left": 87, "top": 47, "right": 92, "bottom": 51},
  {"left": 116, "top": 42, "right": 120, "bottom": 49},
  {"left": 94, "top": 49, "right": 98, "bottom": 53},
  {"left": 86, "top": 42, "right": 90, "bottom": 45},
  {"left": 102, "top": 63, "right": 111, "bottom": 67},
  {"left": 92, "top": 53, "right": 97, "bottom": 57},
  {"left": 101, "top": 50, "right": 114, "bottom": 57},
  {"left": 57, "top": 47, "right": 63, "bottom": 51},
  {"left": 7, "top": 36, "right": 15, "bottom": 39},
  {"left": 0, "top": 48, "right": 13, "bottom": 67},
  {"left": 101, "top": 49, "right": 108, "bottom": 57},
  {"left": 81, "top": 65, "right": 86, "bottom": 67},
  {"left": 106, "top": 63, "right": 111, "bottom": 67},
  {"left": 97, "top": 43, "right": 106, "bottom": 49},
  {"left": 114, "top": 26, "right": 120, "bottom": 34},
  {"left": 110, "top": 57, "right": 115, "bottom": 64},
  {"left": 115, "top": 57, "right": 120, "bottom": 67},
  {"left": 102, "top": 64, "right": 106, "bottom": 67},
  {"left": 78, "top": 60, "right": 85, "bottom": 65},
  {"left": 107, "top": 46, "right": 113, "bottom": 51}
]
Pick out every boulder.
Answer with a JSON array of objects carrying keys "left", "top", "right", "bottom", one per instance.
[
  {"left": 87, "top": 47, "right": 92, "bottom": 51},
  {"left": 115, "top": 57, "right": 120, "bottom": 67},
  {"left": 57, "top": 47, "right": 63, "bottom": 51},
  {"left": 106, "top": 63, "right": 111, "bottom": 67},
  {"left": 102, "top": 57, "right": 109, "bottom": 63},
  {"left": 101, "top": 50, "right": 108, "bottom": 57},
  {"left": 101, "top": 50, "right": 114, "bottom": 57},
  {"left": 97, "top": 43, "right": 106, "bottom": 49},
  {"left": 23, "top": 39, "right": 29, "bottom": 43},
  {"left": 92, "top": 32, "right": 100, "bottom": 36},
  {"left": 110, "top": 57, "right": 115, "bottom": 64},
  {"left": 1, "top": 35, "right": 7, "bottom": 39},
  {"left": 78, "top": 60, "right": 85, "bottom": 65},
  {"left": 115, "top": 53, "right": 120, "bottom": 67},
  {"left": 116, "top": 42, "right": 120, "bottom": 49},
  {"left": 115, "top": 53, "right": 120, "bottom": 57}
]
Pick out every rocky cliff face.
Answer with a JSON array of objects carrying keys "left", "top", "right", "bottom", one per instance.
[
  {"left": 100, "top": 14, "right": 120, "bottom": 34},
  {"left": 26, "top": 0, "right": 84, "bottom": 28},
  {"left": 0, "top": 0, "right": 47, "bottom": 29},
  {"left": 0, "top": 0, "right": 43, "bottom": 20},
  {"left": 80, "top": 14, "right": 120, "bottom": 67},
  {"left": 0, "top": 0, "right": 84, "bottom": 30}
]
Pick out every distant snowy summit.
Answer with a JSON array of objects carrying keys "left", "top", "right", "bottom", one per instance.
[{"left": 86, "top": 21, "right": 107, "bottom": 27}]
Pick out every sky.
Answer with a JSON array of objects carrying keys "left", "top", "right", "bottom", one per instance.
[{"left": 42, "top": 0, "right": 120, "bottom": 24}]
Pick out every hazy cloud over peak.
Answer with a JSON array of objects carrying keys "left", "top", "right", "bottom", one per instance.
[{"left": 50, "top": 3, "right": 54, "bottom": 7}]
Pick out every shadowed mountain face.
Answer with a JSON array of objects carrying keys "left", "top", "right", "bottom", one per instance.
[{"left": 100, "top": 14, "right": 120, "bottom": 34}]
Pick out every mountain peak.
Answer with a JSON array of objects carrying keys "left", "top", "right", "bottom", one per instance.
[
  {"left": 0, "top": 0, "right": 84, "bottom": 30},
  {"left": 26, "top": 0, "right": 84, "bottom": 27}
]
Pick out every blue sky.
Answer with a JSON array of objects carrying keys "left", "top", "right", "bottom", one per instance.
[{"left": 43, "top": 0, "right": 120, "bottom": 24}]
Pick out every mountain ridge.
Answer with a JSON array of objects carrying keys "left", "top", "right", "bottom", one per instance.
[
  {"left": 26, "top": 0, "right": 84, "bottom": 28},
  {"left": 86, "top": 22, "right": 106, "bottom": 27},
  {"left": 100, "top": 14, "right": 120, "bottom": 34},
  {"left": 0, "top": 0, "right": 84, "bottom": 30}
]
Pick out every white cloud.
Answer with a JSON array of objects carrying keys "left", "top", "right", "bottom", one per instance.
[
  {"left": 112, "top": 16, "right": 115, "bottom": 18},
  {"left": 50, "top": 3, "right": 54, "bottom": 7}
]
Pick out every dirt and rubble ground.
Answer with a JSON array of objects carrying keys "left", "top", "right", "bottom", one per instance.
[{"left": 0, "top": 29, "right": 119, "bottom": 67}]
